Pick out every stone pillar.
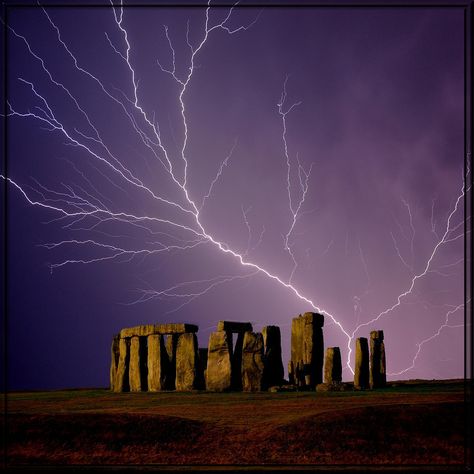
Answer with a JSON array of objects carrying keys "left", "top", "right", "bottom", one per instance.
[
  {"left": 241, "top": 332, "right": 265, "bottom": 392},
  {"left": 129, "top": 336, "right": 148, "bottom": 392},
  {"left": 147, "top": 334, "right": 167, "bottom": 391},
  {"left": 164, "top": 334, "right": 179, "bottom": 390},
  {"left": 262, "top": 325, "right": 284, "bottom": 389},
  {"left": 324, "top": 347, "right": 342, "bottom": 384},
  {"left": 369, "top": 330, "right": 386, "bottom": 389},
  {"left": 206, "top": 331, "right": 232, "bottom": 391},
  {"left": 197, "top": 348, "right": 208, "bottom": 390},
  {"left": 110, "top": 335, "right": 120, "bottom": 391},
  {"left": 176, "top": 333, "right": 199, "bottom": 391},
  {"left": 354, "top": 337, "right": 369, "bottom": 389},
  {"left": 290, "top": 312, "right": 324, "bottom": 389},
  {"left": 114, "top": 337, "right": 130, "bottom": 392}
]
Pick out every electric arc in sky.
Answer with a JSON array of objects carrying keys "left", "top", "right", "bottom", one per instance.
[{"left": 3, "top": 2, "right": 468, "bottom": 385}]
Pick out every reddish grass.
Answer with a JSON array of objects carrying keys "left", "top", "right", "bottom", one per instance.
[{"left": 3, "top": 381, "right": 468, "bottom": 467}]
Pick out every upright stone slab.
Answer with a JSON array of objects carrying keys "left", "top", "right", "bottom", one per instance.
[
  {"left": 147, "top": 334, "right": 167, "bottom": 391},
  {"left": 354, "top": 337, "right": 369, "bottom": 389},
  {"left": 290, "top": 312, "right": 324, "bottom": 388},
  {"left": 369, "top": 330, "right": 386, "bottom": 389},
  {"left": 110, "top": 335, "right": 120, "bottom": 391},
  {"left": 175, "top": 333, "right": 199, "bottom": 391},
  {"left": 197, "top": 348, "right": 208, "bottom": 390},
  {"left": 230, "top": 331, "right": 245, "bottom": 391},
  {"left": 206, "top": 331, "right": 232, "bottom": 391},
  {"left": 114, "top": 337, "right": 130, "bottom": 392},
  {"left": 324, "top": 347, "right": 342, "bottom": 384},
  {"left": 241, "top": 331, "right": 265, "bottom": 391},
  {"left": 164, "top": 334, "right": 179, "bottom": 390},
  {"left": 129, "top": 336, "right": 148, "bottom": 392},
  {"left": 262, "top": 325, "right": 284, "bottom": 388}
]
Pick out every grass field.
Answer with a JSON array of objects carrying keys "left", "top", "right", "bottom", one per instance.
[{"left": 2, "top": 379, "right": 469, "bottom": 468}]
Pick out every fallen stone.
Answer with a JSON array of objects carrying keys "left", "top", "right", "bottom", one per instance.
[
  {"left": 241, "top": 331, "right": 265, "bottom": 391},
  {"left": 175, "top": 333, "right": 199, "bottom": 391},
  {"left": 324, "top": 347, "right": 342, "bottom": 384},
  {"left": 206, "top": 331, "right": 232, "bottom": 391}
]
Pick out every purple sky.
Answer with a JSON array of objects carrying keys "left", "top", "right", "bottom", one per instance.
[{"left": 4, "top": 3, "right": 468, "bottom": 390}]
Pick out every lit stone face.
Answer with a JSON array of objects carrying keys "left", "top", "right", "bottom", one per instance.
[
  {"left": 354, "top": 337, "right": 369, "bottom": 389},
  {"left": 206, "top": 331, "right": 232, "bottom": 392},
  {"left": 241, "top": 332, "right": 265, "bottom": 392},
  {"left": 175, "top": 333, "right": 199, "bottom": 391}
]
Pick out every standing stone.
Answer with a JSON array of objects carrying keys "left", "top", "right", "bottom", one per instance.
[
  {"left": 129, "top": 336, "right": 148, "bottom": 392},
  {"left": 206, "top": 331, "right": 232, "bottom": 391},
  {"left": 147, "top": 334, "right": 167, "bottom": 391},
  {"left": 288, "top": 361, "right": 295, "bottom": 385},
  {"left": 230, "top": 331, "right": 245, "bottom": 391},
  {"left": 324, "top": 347, "right": 342, "bottom": 384},
  {"left": 110, "top": 335, "right": 120, "bottom": 391},
  {"left": 262, "top": 326, "right": 284, "bottom": 388},
  {"left": 354, "top": 337, "right": 369, "bottom": 389},
  {"left": 163, "top": 334, "right": 179, "bottom": 390},
  {"left": 290, "top": 312, "right": 324, "bottom": 388},
  {"left": 114, "top": 337, "right": 130, "bottom": 392},
  {"left": 369, "top": 330, "right": 386, "bottom": 389},
  {"left": 241, "top": 331, "right": 265, "bottom": 392},
  {"left": 197, "top": 348, "right": 208, "bottom": 390},
  {"left": 175, "top": 333, "right": 199, "bottom": 391}
]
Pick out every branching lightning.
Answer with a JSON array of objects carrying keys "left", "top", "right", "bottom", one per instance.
[{"left": 2, "top": 1, "right": 468, "bottom": 378}]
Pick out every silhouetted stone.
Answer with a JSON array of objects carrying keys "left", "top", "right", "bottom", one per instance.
[
  {"left": 110, "top": 335, "right": 120, "bottom": 391},
  {"left": 262, "top": 326, "right": 284, "bottom": 389},
  {"left": 176, "top": 333, "right": 199, "bottom": 391},
  {"left": 354, "top": 337, "right": 369, "bottom": 390},
  {"left": 288, "top": 361, "right": 295, "bottom": 385},
  {"left": 230, "top": 331, "right": 245, "bottom": 391},
  {"left": 206, "top": 331, "right": 232, "bottom": 391},
  {"left": 147, "top": 334, "right": 167, "bottom": 391},
  {"left": 120, "top": 323, "right": 198, "bottom": 338},
  {"left": 217, "top": 321, "right": 253, "bottom": 332},
  {"left": 290, "top": 312, "right": 324, "bottom": 388},
  {"left": 129, "top": 336, "right": 148, "bottom": 392},
  {"left": 114, "top": 337, "right": 130, "bottom": 392},
  {"left": 197, "top": 348, "right": 208, "bottom": 390},
  {"left": 164, "top": 334, "right": 179, "bottom": 390},
  {"left": 370, "top": 330, "right": 386, "bottom": 389},
  {"left": 241, "top": 331, "right": 265, "bottom": 392},
  {"left": 324, "top": 347, "right": 342, "bottom": 384}
]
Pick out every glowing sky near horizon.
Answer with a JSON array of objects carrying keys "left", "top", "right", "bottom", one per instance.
[{"left": 3, "top": 2, "right": 469, "bottom": 389}]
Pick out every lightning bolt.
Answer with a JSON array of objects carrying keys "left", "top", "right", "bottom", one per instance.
[{"left": 2, "top": 2, "right": 467, "bottom": 379}]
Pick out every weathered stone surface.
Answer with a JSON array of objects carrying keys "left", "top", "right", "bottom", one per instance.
[
  {"left": 110, "top": 335, "right": 120, "bottom": 391},
  {"left": 324, "top": 347, "right": 342, "bottom": 384},
  {"left": 206, "top": 331, "right": 232, "bottom": 391},
  {"left": 369, "top": 330, "right": 386, "bottom": 389},
  {"left": 217, "top": 321, "right": 253, "bottom": 333},
  {"left": 290, "top": 312, "right": 324, "bottom": 388},
  {"left": 175, "top": 333, "right": 199, "bottom": 391},
  {"left": 354, "top": 337, "right": 369, "bottom": 389},
  {"left": 147, "top": 334, "right": 167, "bottom": 391},
  {"left": 129, "top": 336, "right": 148, "bottom": 392},
  {"left": 241, "top": 331, "right": 265, "bottom": 392},
  {"left": 262, "top": 326, "right": 284, "bottom": 389},
  {"left": 120, "top": 323, "right": 199, "bottom": 339},
  {"left": 114, "top": 337, "right": 130, "bottom": 392}
]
